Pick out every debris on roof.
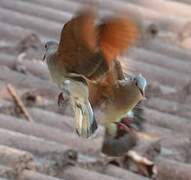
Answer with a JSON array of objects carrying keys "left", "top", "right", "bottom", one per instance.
[{"left": 0, "top": 0, "right": 191, "bottom": 179}]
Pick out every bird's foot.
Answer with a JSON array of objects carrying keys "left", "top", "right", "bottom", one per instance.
[
  {"left": 120, "top": 117, "right": 133, "bottom": 127},
  {"left": 116, "top": 117, "right": 136, "bottom": 139},
  {"left": 58, "top": 92, "right": 65, "bottom": 106}
]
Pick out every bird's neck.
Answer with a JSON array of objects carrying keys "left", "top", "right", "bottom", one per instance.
[{"left": 46, "top": 52, "right": 66, "bottom": 86}]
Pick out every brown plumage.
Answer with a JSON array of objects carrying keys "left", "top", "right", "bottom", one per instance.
[
  {"left": 88, "top": 60, "right": 125, "bottom": 106},
  {"left": 55, "top": 8, "right": 138, "bottom": 80},
  {"left": 44, "top": 8, "right": 142, "bottom": 139},
  {"left": 87, "top": 56, "right": 147, "bottom": 156},
  {"left": 98, "top": 17, "right": 138, "bottom": 64}
]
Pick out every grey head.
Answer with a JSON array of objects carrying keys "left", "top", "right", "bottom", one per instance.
[
  {"left": 120, "top": 74, "right": 147, "bottom": 97},
  {"left": 133, "top": 74, "right": 147, "bottom": 97},
  {"left": 43, "top": 41, "right": 58, "bottom": 61}
]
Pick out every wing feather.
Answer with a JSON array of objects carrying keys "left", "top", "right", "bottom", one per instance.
[
  {"left": 57, "top": 9, "right": 101, "bottom": 77},
  {"left": 98, "top": 16, "right": 139, "bottom": 64}
]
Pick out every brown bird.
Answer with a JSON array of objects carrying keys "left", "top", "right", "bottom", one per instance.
[
  {"left": 43, "top": 8, "right": 139, "bottom": 138},
  {"left": 89, "top": 69, "right": 147, "bottom": 156}
]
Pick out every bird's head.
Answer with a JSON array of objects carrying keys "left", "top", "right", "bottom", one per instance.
[
  {"left": 117, "top": 74, "right": 147, "bottom": 107},
  {"left": 132, "top": 74, "right": 147, "bottom": 98},
  {"left": 43, "top": 41, "right": 58, "bottom": 62}
]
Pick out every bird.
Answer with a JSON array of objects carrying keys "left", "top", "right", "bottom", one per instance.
[
  {"left": 44, "top": 43, "right": 98, "bottom": 137},
  {"left": 103, "top": 74, "right": 147, "bottom": 136},
  {"left": 91, "top": 73, "right": 147, "bottom": 156},
  {"left": 87, "top": 57, "right": 147, "bottom": 155},
  {"left": 43, "top": 8, "right": 139, "bottom": 138},
  {"left": 101, "top": 75, "right": 147, "bottom": 156}
]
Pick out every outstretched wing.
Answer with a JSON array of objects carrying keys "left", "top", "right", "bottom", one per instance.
[
  {"left": 98, "top": 16, "right": 139, "bottom": 64},
  {"left": 57, "top": 8, "right": 138, "bottom": 79},
  {"left": 101, "top": 103, "right": 145, "bottom": 156},
  {"left": 57, "top": 9, "right": 108, "bottom": 77},
  {"left": 58, "top": 9, "right": 97, "bottom": 54},
  {"left": 88, "top": 15, "right": 139, "bottom": 93},
  {"left": 89, "top": 15, "right": 139, "bottom": 104}
]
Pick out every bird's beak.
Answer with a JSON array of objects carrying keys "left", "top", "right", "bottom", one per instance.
[
  {"left": 42, "top": 54, "right": 46, "bottom": 61},
  {"left": 139, "top": 88, "right": 144, "bottom": 97},
  {"left": 135, "top": 74, "right": 147, "bottom": 99},
  {"left": 138, "top": 88, "right": 147, "bottom": 100}
]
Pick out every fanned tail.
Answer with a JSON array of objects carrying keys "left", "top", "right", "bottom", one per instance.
[{"left": 74, "top": 100, "right": 97, "bottom": 138}]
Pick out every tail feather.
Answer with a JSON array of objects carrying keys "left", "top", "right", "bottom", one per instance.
[
  {"left": 74, "top": 101, "right": 97, "bottom": 138},
  {"left": 90, "top": 115, "right": 98, "bottom": 134}
]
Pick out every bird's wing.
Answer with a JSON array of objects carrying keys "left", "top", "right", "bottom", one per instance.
[
  {"left": 100, "top": 78, "right": 144, "bottom": 156},
  {"left": 56, "top": 9, "right": 138, "bottom": 79},
  {"left": 101, "top": 103, "right": 145, "bottom": 156},
  {"left": 58, "top": 9, "right": 97, "bottom": 54},
  {"left": 56, "top": 9, "right": 108, "bottom": 77},
  {"left": 88, "top": 15, "right": 139, "bottom": 98},
  {"left": 98, "top": 16, "right": 139, "bottom": 64}
]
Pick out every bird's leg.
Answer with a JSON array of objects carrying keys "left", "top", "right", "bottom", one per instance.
[
  {"left": 120, "top": 117, "right": 133, "bottom": 127},
  {"left": 58, "top": 92, "right": 65, "bottom": 106},
  {"left": 116, "top": 117, "right": 137, "bottom": 139}
]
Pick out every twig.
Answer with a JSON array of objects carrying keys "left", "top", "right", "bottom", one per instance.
[{"left": 7, "top": 84, "right": 33, "bottom": 122}]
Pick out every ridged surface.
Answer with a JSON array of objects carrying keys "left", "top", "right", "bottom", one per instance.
[{"left": 0, "top": 0, "right": 191, "bottom": 179}]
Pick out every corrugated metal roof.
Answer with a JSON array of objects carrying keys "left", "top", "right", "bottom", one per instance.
[{"left": 0, "top": 0, "right": 191, "bottom": 179}]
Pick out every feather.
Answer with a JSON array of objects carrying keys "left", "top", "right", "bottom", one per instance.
[{"left": 73, "top": 99, "right": 97, "bottom": 138}]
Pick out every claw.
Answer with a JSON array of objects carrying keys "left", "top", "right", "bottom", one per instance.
[
  {"left": 58, "top": 92, "right": 65, "bottom": 106},
  {"left": 121, "top": 117, "right": 133, "bottom": 127},
  {"left": 115, "top": 116, "right": 136, "bottom": 139}
]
